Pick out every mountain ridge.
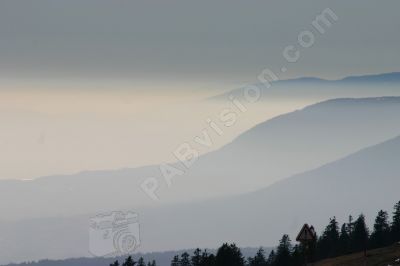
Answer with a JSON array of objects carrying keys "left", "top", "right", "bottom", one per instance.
[
  {"left": 1, "top": 97, "right": 400, "bottom": 223},
  {"left": 1, "top": 133, "right": 399, "bottom": 264},
  {"left": 210, "top": 72, "right": 400, "bottom": 101}
]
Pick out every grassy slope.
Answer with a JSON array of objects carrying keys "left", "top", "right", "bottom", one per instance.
[{"left": 313, "top": 243, "right": 400, "bottom": 266}]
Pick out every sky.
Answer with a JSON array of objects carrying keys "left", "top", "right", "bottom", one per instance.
[
  {"left": 0, "top": 0, "right": 399, "bottom": 180},
  {"left": 1, "top": 0, "right": 399, "bottom": 82}
]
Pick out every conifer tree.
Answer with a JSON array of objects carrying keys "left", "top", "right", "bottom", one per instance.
[
  {"left": 338, "top": 223, "right": 350, "bottom": 255},
  {"left": 266, "top": 250, "right": 276, "bottom": 266},
  {"left": 391, "top": 201, "right": 400, "bottom": 243},
  {"left": 171, "top": 255, "right": 180, "bottom": 266},
  {"left": 122, "top": 256, "right": 137, "bottom": 266},
  {"left": 351, "top": 214, "right": 369, "bottom": 254},
  {"left": 215, "top": 243, "right": 245, "bottom": 266},
  {"left": 290, "top": 245, "right": 304, "bottom": 266},
  {"left": 137, "top": 257, "right": 146, "bottom": 266},
  {"left": 274, "top": 235, "right": 292, "bottom": 266},
  {"left": 201, "top": 250, "right": 216, "bottom": 266},
  {"left": 370, "top": 210, "right": 391, "bottom": 248},
  {"left": 180, "top": 252, "right": 191, "bottom": 266},
  {"left": 110, "top": 260, "right": 120, "bottom": 266},
  {"left": 248, "top": 248, "right": 267, "bottom": 266},
  {"left": 191, "top": 248, "right": 202, "bottom": 266},
  {"left": 316, "top": 217, "right": 340, "bottom": 259},
  {"left": 347, "top": 215, "right": 354, "bottom": 236}
]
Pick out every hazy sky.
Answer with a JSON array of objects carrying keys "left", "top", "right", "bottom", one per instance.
[
  {"left": 1, "top": 1, "right": 399, "bottom": 180},
  {"left": 0, "top": 0, "right": 399, "bottom": 84}
]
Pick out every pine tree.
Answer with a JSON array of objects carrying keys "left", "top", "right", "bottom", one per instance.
[
  {"left": 215, "top": 243, "right": 245, "bottom": 266},
  {"left": 191, "top": 248, "right": 202, "bottom": 266},
  {"left": 137, "top": 257, "right": 146, "bottom": 266},
  {"left": 122, "top": 256, "right": 137, "bottom": 266},
  {"left": 338, "top": 223, "right": 350, "bottom": 255},
  {"left": 201, "top": 250, "right": 215, "bottom": 266},
  {"left": 351, "top": 214, "right": 369, "bottom": 254},
  {"left": 266, "top": 250, "right": 276, "bottom": 266},
  {"left": 146, "top": 261, "right": 156, "bottom": 266},
  {"left": 274, "top": 235, "right": 292, "bottom": 266},
  {"left": 171, "top": 255, "right": 180, "bottom": 266},
  {"left": 110, "top": 260, "right": 120, "bottom": 266},
  {"left": 370, "top": 210, "right": 391, "bottom": 248},
  {"left": 391, "top": 201, "right": 400, "bottom": 243},
  {"left": 248, "top": 247, "right": 267, "bottom": 266},
  {"left": 316, "top": 217, "right": 340, "bottom": 259},
  {"left": 290, "top": 245, "right": 304, "bottom": 266},
  {"left": 347, "top": 215, "right": 354, "bottom": 236},
  {"left": 180, "top": 252, "right": 191, "bottom": 266}
]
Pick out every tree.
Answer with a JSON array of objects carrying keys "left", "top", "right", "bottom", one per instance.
[
  {"left": 146, "top": 261, "right": 156, "bottom": 266},
  {"left": 351, "top": 214, "right": 369, "bottom": 254},
  {"left": 215, "top": 243, "right": 245, "bottom": 266},
  {"left": 338, "top": 223, "right": 350, "bottom": 255},
  {"left": 137, "top": 257, "right": 146, "bottom": 266},
  {"left": 391, "top": 201, "right": 400, "bottom": 243},
  {"left": 266, "top": 250, "right": 276, "bottom": 266},
  {"left": 171, "top": 255, "right": 180, "bottom": 266},
  {"left": 274, "top": 235, "right": 292, "bottom": 266},
  {"left": 370, "top": 210, "right": 391, "bottom": 248},
  {"left": 201, "top": 250, "right": 216, "bottom": 266},
  {"left": 110, "top": 260, "right": 120, "bottom": 266},
  {"left": 191, "top": 248, "right": 202, "bottom": 266},
  {"left": 290, "top": 245, "right": 304, "bottom": 266},
  {"left": 122, "top": 256, "right": 137, "bottom": 266},
  {"left": 347, "top": 215, "right": 354, "bottom": 236},
  {"left": 180, "top": 252, "right": 191, "bottom": 266},
  {"left": 248, "top": 248, "right": 267, "bottom": 266},
  {"left": 316, "top": 217, "right": 340, "bottom": 259}
]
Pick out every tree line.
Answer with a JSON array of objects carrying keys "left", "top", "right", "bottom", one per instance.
[{"left": 111, "top": 200, "right": 400, "bottom": 266}]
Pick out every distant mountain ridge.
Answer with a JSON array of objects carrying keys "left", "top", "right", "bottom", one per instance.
[
  {"left": 210, "top": 72, "right": 400, "bottom": 101},
  {"left": 340, "top": 72, "right": 400, "bottom": 83},
  {"left": 278, "top": 72, "right": 400, "bottom": 84},
  {"left": 2, "top": 247, "right": 271, "bottom": 266},
  {"left": 1, "top": 131, "right": 399, "bottom": 264}
]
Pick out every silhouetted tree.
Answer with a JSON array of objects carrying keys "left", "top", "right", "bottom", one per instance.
[
  {"left": 347, "top": 215, "right": 354, "bottom": 236},
  {"left": 290, "top": 244, "right": 304, "bottom": 266},
  {"left": 316, "top": 217, "right": 340, "bottom": 259},
  {"left": 110, "top": 260, "right": 120, "bottom": 266},
  {"left": 266, "top": 250, "right": 276, "bottom": 266},
  {"left": 122, "top": 256, "right": 137, "bottom": 266},
  {"left": 338, "top": 223, "right": 350, "bottom": 255},
  {"left": 137, "top": 257, "right": 146, "bottom": 266},
  {"left": 200, "top": 250, "right": 215, "bottom": 266},
  {"left": 351, "top": 214, "right": 369, "bottom": 254},
  {"left": 274, "top": 235, "right": 292, "bottom": 266},
  {"left": 391, "top": 201, "right": 400, "bottom": 243},
  {"left": 247, "top": 248, "right": 267, "bottom": 266},
  {"left": 215, "top": 243, "right": 244, "bottom": 266},
  {"left": 180, "top": 252, "right": 191, "bottom": 266},
  {"left": 370, "top": 210, "right": 391, "bottom": 248},
  {"left": 171, "top": 255, "right": 180, "bottom": 266},
  {"left": 191, "top": 248, "right": 202, "bottom": 266},
  {"left": 146, "top": 260, "right": 156, "bottom": 266}
]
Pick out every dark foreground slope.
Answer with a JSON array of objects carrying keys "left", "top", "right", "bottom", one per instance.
[{"left": 313, "top": 243, "right": 400, "bottom": 266}]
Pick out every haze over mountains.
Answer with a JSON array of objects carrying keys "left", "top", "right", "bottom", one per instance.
[
  {"left": 1, "top": 97, "right": 400, "bottom": 222},
  {"left": 1, "top": 96, "right": 400, "bottom": 263}
]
